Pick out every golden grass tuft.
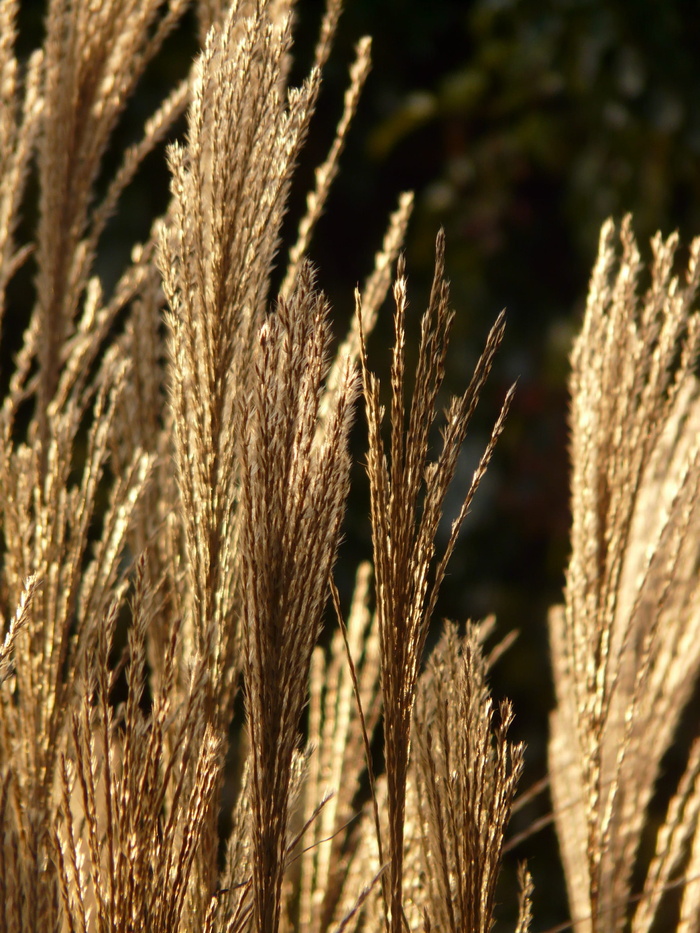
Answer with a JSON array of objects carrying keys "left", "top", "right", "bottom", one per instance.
[{"left": 1, "top": 2, "right": 700, "bottom": 933}]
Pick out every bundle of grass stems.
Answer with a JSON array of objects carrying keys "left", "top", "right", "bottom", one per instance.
[{"left": 1, "top": 2, "right": 700, "bottom": 931}]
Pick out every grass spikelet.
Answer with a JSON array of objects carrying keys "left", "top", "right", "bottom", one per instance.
[
  {"left": 411, "top": 621, "right": 525, "bottom": 933},
  {"left": 239, "top": 263, "right": 358, "bottom": 933},
  {"left": 359, "top": 231, "right": 514, "bottom": 932},
  {"left": 550, "top": 217, "right": 700, "bottom": 932}
]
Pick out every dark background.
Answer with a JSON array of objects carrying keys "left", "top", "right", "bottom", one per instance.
[{"left": 13, "top": 0, "right": 700, "bottom": 928}]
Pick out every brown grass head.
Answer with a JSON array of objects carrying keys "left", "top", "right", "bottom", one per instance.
[
  {"left": 359, "top": 230, "right": 515, "bottom": 932},
  {"left": 410, "top": 620, "right": 528, "bottom": 933},
  {"left": 550, "top": 217, "right": 700, "bottom": 932}
]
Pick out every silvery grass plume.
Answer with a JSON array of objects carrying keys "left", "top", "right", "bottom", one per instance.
[
  {"left": 237, "top": 265, "right": 359, "bottom": 933},
  {"left": 359, "top": 233, "right": 518, "bottom": 933},
  {"left": 549, "top": 217, "right": 700, "bottom": 933},
  {"left": 409, "top": 619, "right": 530, "bottom": 933}
]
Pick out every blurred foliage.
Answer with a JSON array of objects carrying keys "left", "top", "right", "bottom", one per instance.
[{"left": 372, "top": 0, "right": 700, "bottom": 253}]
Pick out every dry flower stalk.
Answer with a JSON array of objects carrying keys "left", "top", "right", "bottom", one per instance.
[
  {"left": 550, "top": 217, "right": 700, "bottom": 933},
  {"left": 411, "top": 621, "right": 529, "bottom": 933},
  {"left": 359, "top": 231, "right": 515, "bottom": 932}
]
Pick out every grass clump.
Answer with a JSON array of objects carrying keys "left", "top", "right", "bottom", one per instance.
[{"left": 1, "top": 3, "right": 700, "bottom": 933}]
